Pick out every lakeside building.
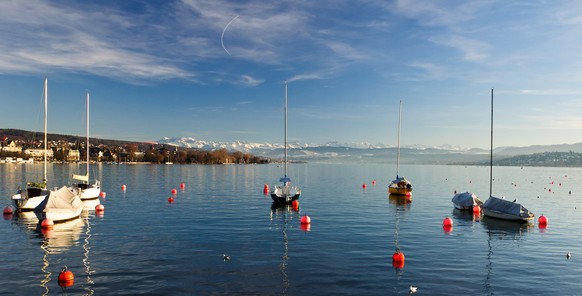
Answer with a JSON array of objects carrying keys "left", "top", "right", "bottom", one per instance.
[
  {"left": 1, "top": 141, "right": 22, "bottom": 153},
  {"left": 25, "top": 148, "right": 54, "bottom": 160}
]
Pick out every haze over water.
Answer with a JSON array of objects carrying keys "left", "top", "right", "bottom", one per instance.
[{"left": 1, "top": 163, "right": 581, "bottom": 295}]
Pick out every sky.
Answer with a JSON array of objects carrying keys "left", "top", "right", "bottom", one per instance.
[{"left": 2, "top": 0, "right": 582, "bottom": 149}]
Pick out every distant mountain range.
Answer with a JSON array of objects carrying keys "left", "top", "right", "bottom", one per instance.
[
  {"left": 157, "top": 136, "right": 582, "bottom": 165},
  {"left": 3, "top": 128, "right": 582, "bottom": 166}
]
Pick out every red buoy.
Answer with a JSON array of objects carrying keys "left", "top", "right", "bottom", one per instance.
[
  {"left": 392, "top": 249, "right": 405, "bottom": 262},
  {"left": 443, "top": 217, "right": 453, "bottom": 227},
  {"left": 58, "top": 266, "right": 74, "bottom": 287},
  {"left": 3, "top": 206, "right": 13, "bottom": 215},
  {"left": 58, "top": 266, "right": 74, "bottom": 281},
  {"left": 300, "top": 215, "right": 311, "bottom": 224},
  {"left": 263, "top": 184, "right": 269, "bottom": 194},
  {"left": 171, "top": 189, "right": 177, "bottom": 195},
  {"left": 538, "top": 215, "right": 548, "bottom": 226},
  {"left": 472, "top": 205, "right": 481, "bottom": 214},
  {"left": 443, "top": 225, "right": 453, "bottom": 233},
  {"left": 362, "top": 183, "right": 367, "bottom": 189},
  {"left": 168, "top": 197, "right": 175, "bottom": 203},
  {"left": 292, "top": 200, "right": 299, "bottom": 211},
  {"left": 372, "top": 180, "right": 376, "bottom": 185},
  {"left": 300, "top": 223, "right": 311, "bottom": 232},
  {"left": 41, "top": 219, "right": 54, "bottom": 229},
  {"left": 121, "top": 184, "right": 127, "bottom": 191},
  {"left": 180, "top": 183, "right": 186, "bottom": 189},
  {"left": 99, "top": 191, "right": 106, "bottom": 198},
  {"left": 95, "top": 204, "right": 105, "bottom": 212}
]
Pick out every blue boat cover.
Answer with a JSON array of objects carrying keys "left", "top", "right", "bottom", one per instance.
[{"left": 280, "top": 177, "right": 292, "bottom": 183}]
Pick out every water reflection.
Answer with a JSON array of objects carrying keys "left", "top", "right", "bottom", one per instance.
[
  {"left": 388, "top": 194, "right": 412, "bottom": 206},
  {"left": 270, "top": 203, "right": 299, "bottom": 295},
  {"left": 481, "top": 217, "right": 533, "bottom": 239},
  {"left": 451, "top": 209, "right": 481, "bottom": 223},
  {"left": 482, "top": 217, "right": 533, "bottom": 295},
  {"left": 11, "top": 210, "right": 92, "bottom": 295},
  {"left": 388, "top": 194, "right": 410, "bottom": 272},
  {"left": 82, "top": 214, "right": 95, "bottom": 296}
]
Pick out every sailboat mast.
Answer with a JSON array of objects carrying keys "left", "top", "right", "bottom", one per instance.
[
  {"left": 43, "top": 78, "right": 48, "bottom": 185},
  {"left": 86, "top": 92, "right": 90, "bottom": 177},
  {"left": 396, "top": 100, "right": 402, "bottom": 178},
  {"left": 284, "top": 81, "right": 288, "bottom": 178},
  {"left": 489, "top": 89, "right": 493, "bottom": 198}
]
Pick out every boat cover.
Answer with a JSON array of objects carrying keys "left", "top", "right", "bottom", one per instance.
[
  {"left": 44, "top": 186, "right": 83, "bottom": 212},
  {"left": 451, "top": 192, "right": 483, "bottom": 207},
  {"left": 482, "top": 196, "right": 532, "bottom": 217}
]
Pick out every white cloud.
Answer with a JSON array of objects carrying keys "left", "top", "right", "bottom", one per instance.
[
  {"left": 429, "top": 35, "right": 490, "bottom": 62},
  {"left": 238, "top": 75, "right": 264, "bottom": 87}
]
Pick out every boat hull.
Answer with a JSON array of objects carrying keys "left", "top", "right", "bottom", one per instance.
[
  {"left": 453, "top": 204, "right": 473, "bottom": 211},
  {"left": 11, "top": 188, "right": 49, "bottom": 211},
  {"left": 388, "top": 187, "right": 412, "bottom": 196},
  {"left": 79, "top": 186, "right": 101, "bottom": 200},
  {"left": 482, "top": 208, "right": 534, "bottom": 222},
  {"left": 270, "top": 184, "right": 301, "bottom": 204},
  {"left": 40, "top": 207, "right": 84, "bottom": 223}
]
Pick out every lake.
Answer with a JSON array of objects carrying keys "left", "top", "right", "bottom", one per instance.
[{"left": 1, "top": 162, "right": 581, "bottom": 295}]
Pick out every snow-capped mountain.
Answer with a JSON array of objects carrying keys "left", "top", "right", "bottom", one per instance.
[{"left": 157, "top": 136, "right": 486, "bottom": 163}]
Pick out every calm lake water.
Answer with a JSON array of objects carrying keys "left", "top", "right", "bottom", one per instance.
[{"left": 1, "top": 162, "right": 581, "bottom": 295}]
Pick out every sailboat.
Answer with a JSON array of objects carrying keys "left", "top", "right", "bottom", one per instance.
[
  {"left": 11, "top": 78, "right": 50, "bottom": 211},
  {"left": 481, "top": 89, "right": 534, "bottom": 222},
  {"left": 388, "top": 101, "right": 413, "bottom": 197},
  {"left": 71, "top": 92, "right": 101, "bottom": 201},
  {"left": 271, "top": 82, "right": 301, "bottom": 204}
]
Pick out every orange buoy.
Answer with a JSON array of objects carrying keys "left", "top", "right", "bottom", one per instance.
[
  {"left": 362, "top": 183, "right": 367, "bottom": 189},
  {"left": 180, "top": 183, "right": 186, "bottom": 189},
  {"left": 100, "top": 191, "right": 106, "bottom": 198},
  {"left": 392, "top": 249, "right": 405, "bottom": 262},
  {"left": 168, "top": 197, "right": 175, "bottom": 203},
  {"left": 443, "top": 217, "right": 453, "bottom": 227},
  {"left": 300, "top": 215, "right": 311, "bottom": 224},
  {"left": 538, "top": 215, "right": 548, "bottom": 225},
  {"left": 95, "top": 204, "right": 105, "bottom": 212},
  {"left": 3, "top": 206, "right": 13, "bottom": 215},
  {"left": 171, "top": 188, "right": 177, "bottom": 195},
  {"left": 292, "top": 200, "right": 299, "bottom": 211},
  {"left": 472, "top": 205, "right": 481, "bottom": 214},
  {"left": 58, "top": 266, "right": 74, "bottom": 281},
  {"left": 263, "top": 184, "right": 269, "bottom": 194},
  {"left": 41, "top": 219, "right": 54, "bottom": 229},
  {"left": 121, "top": 184, "right": 127, "bottom": 191}
]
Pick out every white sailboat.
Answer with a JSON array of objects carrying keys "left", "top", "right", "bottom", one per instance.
[
  {"left": 271, "top": 82, "right": 301, "bottom": 204},
  {"left": 11, "top": 78, "right": 50, "bottom": 211},
  {"left": 388, "top": 100, "right": 413, "bottom": 197},
  {"left": 481, "top": 89, "right": 534, "bottom": 222},
  {"left": 71, "top": 92, "right": 101, "bottom": 201}
]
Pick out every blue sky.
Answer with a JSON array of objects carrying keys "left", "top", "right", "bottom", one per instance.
[{"left": 2, "top": 0, "right": 582, "bottom": 149}]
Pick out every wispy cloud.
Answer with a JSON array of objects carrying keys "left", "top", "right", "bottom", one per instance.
[
  {"left": 287, "top": 73, "right": 325, "bottom": 83},
  {"left": 429, "top": 35, "right": 491, "bottom": 62},
  {"left": 238, "top": 75, "right": 264, "bottom": 87}
]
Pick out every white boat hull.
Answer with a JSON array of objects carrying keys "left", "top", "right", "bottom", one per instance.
[
  {"left": 43, "top": 207, "right": 84, "bottom": 223},
  {"left": 80, "top": 186, "right": 101, "bottom": 200},
  {"left": 11, "top": 192, "right": 48, "bottom": 211}
]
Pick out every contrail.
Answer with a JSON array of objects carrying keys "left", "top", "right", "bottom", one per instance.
[{"left": 221, "top": 15, "right": 239, "bottom": 56}]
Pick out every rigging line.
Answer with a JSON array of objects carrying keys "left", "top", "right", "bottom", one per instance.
[{"left": 221, "top": 15, "right": 240, "bottom": 56}]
